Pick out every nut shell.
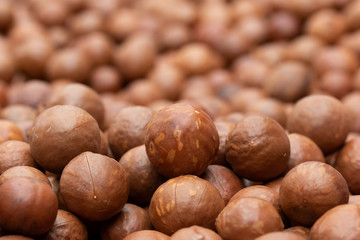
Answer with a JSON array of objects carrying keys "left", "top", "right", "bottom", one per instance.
[
  {"left": 310, "top": 204, "right": 360, "bottom": 240},
  {"left": 41, "top": 209, "right": 88, "bottom": 240},
  {"left": 335, "top": 139, "right": 360, "bottom": 194},
  {"left": 279, "top": 161, "right": 349, "bottom": 226},
  {"left": 119, "top": 145, "right": 163, "bottom": 206},
  {"left": 216, "top": 197, "right": 284, "bottom": 240},
  {"left": 101, "top": 203, "right": 152, "bottom": 240},
  {"left": 202, "top": 165, "right": 243, "bottom": 204},
  {"left": 226, "top": 115, "right": 290, "bottom": 181},
  {"left": 287, "top": 95, "right": 349, "bottom": 154},
  {"left": 0, "top": 141, "right": 38, "bottom": 174},
  {"left": 0, "top": 177, "right": 58, "bottom": 236},
  {"left": 145, "top": 103, "right": 219, "bottom": 178},
  {"left": 60, "top": 152, "right": 129, "bottom": 221},
  {"left": 149, "top": 175, "right": 225, "bottom": 235},
  {"left": 108, "top": 106, "right": 153, "bottom": 159},
  {"left": 30, "top": 105, "right": 101, "bottom": 174}
]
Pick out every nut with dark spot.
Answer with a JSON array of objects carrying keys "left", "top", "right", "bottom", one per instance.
[
  {"left": 216, "top": 197, "right": 284, "bottom": 240},
  {"left": 145, "top": 103, "right": 219, "bottom": 178},
  {"left": 149, "top": 175, "right": 224, "bottom": 235}
]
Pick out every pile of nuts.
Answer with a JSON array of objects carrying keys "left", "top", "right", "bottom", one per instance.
[{"left": 1, "top": 0, "right": 360, "bottom": 239}]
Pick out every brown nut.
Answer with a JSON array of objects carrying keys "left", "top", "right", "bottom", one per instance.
[
  {"left": 149, "top": 175, "right": 225, "bottom": 235},
  {"left": 279, "top": 161, "right": 349, "bottom": 226},
  {"left": 254, "top": 231, "right": 307, "bottom": 240},
  {"left": 0, "top": 177, "right": 58, "bottom": 236},
  {"left": 334, "top": 138, "right": 360, "bottom": 194},
  {"left": 0, "top": 166, "right": 49, "bottom": 186},
  {"left": 305, "top": 9, "right": 346, "bottom": 43},
  {"left": 75, "top": 32, "right": 113, "bottom": 67},
  {"left": 216, "top": 197, "right": 284, "bottom": 240},
  {"left": 145, "top": 103, "right": 219, "bottom": 178},
  {"left": 1, "top": 105, "right": 37, "bottom": 124},
  {"left": 226, "top": 115, "right": 290, "bottom": 181},
  {"left": 229, "top": 185, "right": 281, "bottom": 213},
  {"left": 310, "top": 204, "right": 360, "bottom": 240},
  {"left": 60, "top": 152, "right": 129, "bottom": 221},
  {"left": 174, "top": 43, "right": 224, "bottom": 76},
  {"left": 267, "top": 11, "right": 300, "bottom": 40},
  {"left": 67, "top": 10, "right": 103, "bottom": 36},
  {"left": 285, "top": 133, "right": 325, "bottom": 173},
  {"left": 287, "top": 95, "right": 349, "bottom": 154},
  {"left": 313, "top": 47, "right": 359, "bottom": 75},
  {"left": 0, "top": 120, "right": 25, "bottom": 144},
  {"left": 108, "top": 106, "right": 153, "bottom": 159},
  {"left": 319, "top": 71, "right": 352, "bottom": 99},
  {"left": 148, "top": 62, "right": 184, "bottom": 101},
  {"left": 29, "top": 105, "right": 101, "bottom": 174},
  {"left": 264, "top": 61, "right": 311, "bottom": 102},
  {"left": 90, "top": 66, "right": 122, "bottom": 94},
  {"left": 170, "top": 226, "right": 222, "bottom": 240},
  {"left": 246, "top": 98, "right": 287, "bottom": 128},
  {"left": 228, "top": 88, "right": 266, "bottom": 112},
  {"left": 232, "top": 56, "right": 270, "bottom": 88},
  {"left": 113, "top": 33, "right": 157, "bottom": 80},
  {"left": 119, "top": 145, "right": 163, "bottom": 206},
  {"left": 46, "top": 48, "right": 91, "bottom": 83},
  {"left": 7, "top": 80, "right": 52, "bottom": 108},
  {"left": 123, "top": 230, "right": 169, "bottom": 240},
  {"left": 46, "top": 83, "right": 105, "bottom": 127},
  {"left": 101, "top": 203, "right": 152, "bottom": 240},
  {"left": 342, "top": 92, "right": 360, "bottom": 132},
  {"left": 285, "top": 35, "right": 324, "bottom": 63},
  {"left": 0, "top": 141, "right": 38, "bottom": 174},
  {"left": 126, "top": 80, "right": 165, "bottom": 106},
  {"left": 31, "top": 0, "right": 69, "bottom": 26},
  {"left": 201, "top": 165, "right": 243, "bottom": 205},
  {"left": 13, "top": 37, "right": 54, "bottom": 78},
  {"left": 41, "top": 209, "right": 88, "bottom": 240}
]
